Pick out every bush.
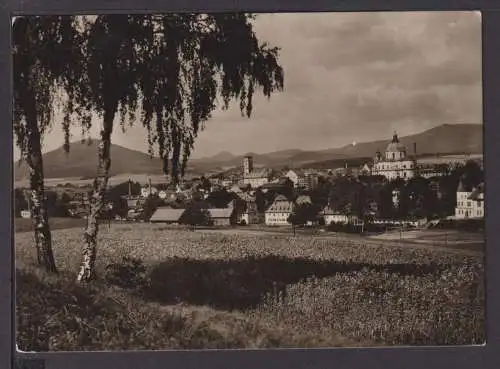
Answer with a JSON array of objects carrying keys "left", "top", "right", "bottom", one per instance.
[{"left": 104, "top": 257, "right": 149, "bottom": 291}]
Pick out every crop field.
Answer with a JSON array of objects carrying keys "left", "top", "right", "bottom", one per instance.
[
  {"left": 16, "top": 223, "right": 485, "bottom": 351},
  {"left": 15, "top": 217, "right": 89, "bottom": 233}
]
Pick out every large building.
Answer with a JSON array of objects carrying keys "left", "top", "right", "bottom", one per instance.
[
  {"left": 455, "top": 181, "right": 484, "bottom": 219},
  {"left": 242, "top": 155, "right": 271, "bottom": 188},
  {"left": 264, "top": 195, "right": 295, "bottom": 226},
  {"left": 371, "top": 132, "right": 416, "bottom": 180}
]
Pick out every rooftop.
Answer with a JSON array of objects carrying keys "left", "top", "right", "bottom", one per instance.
[
  {"left": 208, "top": 208, "right": 234, "bottom": 218},
  {"left": 386, "top": 132, "right": 406, "bottom": 153},
  {"left": 468, "top": 183, "right": 484, "bottom": 201},
  {"left": 244, "top": 168, "right": 271, "bottom": 179},
  {"left": 150, "top": 208, "right": 186, "bottom": 222}
]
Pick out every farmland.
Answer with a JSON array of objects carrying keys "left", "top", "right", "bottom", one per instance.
[{"left": 16, "top": 223, "right": 485, "bottom": 350}]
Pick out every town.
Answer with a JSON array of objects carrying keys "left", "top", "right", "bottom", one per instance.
[
  {"left": 14, "top": 12, "right": 484, "bottom": 352},
  {"left": 15, "top": 131, "right": 484, "bottom": 234}
]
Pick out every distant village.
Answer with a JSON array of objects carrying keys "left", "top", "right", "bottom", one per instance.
[{"left": 15, "top": 132, "right": 484, "bottom": 232}]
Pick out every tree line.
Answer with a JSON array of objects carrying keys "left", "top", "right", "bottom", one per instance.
[{"left": 14, "top": 14, "right": 284, "bottom": 281}]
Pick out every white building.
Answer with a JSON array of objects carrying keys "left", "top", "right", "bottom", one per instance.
[
  {"left": 321, "top": 206, "right": 349, "bottom": 225},
  {"left": 265, "top": 195, "right": 295, "bottom": 226},
  {"left": 284, "top": 169, "right": 317, "bottom": 190},
  {"left": 284, "top": 170, "right": 300, "bottom": 187},
  {"left": 455, "top": 181, "right": 484, "bottom": 219},
  {"left": 371, "top": 132, "right": 416, "bottom": 180}
]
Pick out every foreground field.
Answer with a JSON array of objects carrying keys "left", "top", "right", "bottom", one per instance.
[
  {"left": 16, "top": 223, "right": 485, "bottom": 350},
  {"left": 15, "top": 217, "right": 88, "bottom": 233}
]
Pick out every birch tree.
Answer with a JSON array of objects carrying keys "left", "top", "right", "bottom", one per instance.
[
  {"left": 72, "top": 14, "right": 284, "bottom": 281},
  {"left": 13, "top": 16, "right": 89, "bottom": 272}
]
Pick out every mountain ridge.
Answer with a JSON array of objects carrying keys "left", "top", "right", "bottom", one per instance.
[{"left": 14, "top": 123, "right": 483, "bottom": 181}]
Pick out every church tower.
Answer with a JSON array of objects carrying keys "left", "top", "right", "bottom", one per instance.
[{"left": 243, "top": 155, "right": 253, "bottom": 176}]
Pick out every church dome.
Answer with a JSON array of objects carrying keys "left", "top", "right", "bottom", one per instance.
[{"left": 386, "top": 132, "right": 406, "bottom": 152}]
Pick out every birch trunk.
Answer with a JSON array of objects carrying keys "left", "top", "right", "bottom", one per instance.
[
  {"left": 77, "top": 108, "right": 115, "bottom": 282},
  {"left": 25, "top": 92, "right": 57, "bottom": 273}
]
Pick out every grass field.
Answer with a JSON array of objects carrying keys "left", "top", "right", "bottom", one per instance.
[
  {"left": 16, "top": 223, "right": 485, "bottom": 351},
  {"left": 15, "top": 217, "right": 89, "bottom": 233}
]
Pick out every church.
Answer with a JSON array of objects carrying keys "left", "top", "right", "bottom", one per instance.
[{"left": 370, "top": 132, "right": 416, "bottom": 180}]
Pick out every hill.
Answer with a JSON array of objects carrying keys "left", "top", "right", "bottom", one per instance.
[
  {"left": 14, "top": 139, "right": 165, "bottom": 181},
  {"left": 14, "top": 124, "right": 482, "bottom": 181},
  {"left": 321, "top": 123, "right": 483, "bottom": 160},
  {"left": 190, "top": 123, "right": 483, "bottom": 171}
]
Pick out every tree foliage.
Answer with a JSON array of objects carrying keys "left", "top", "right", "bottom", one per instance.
[
  {"left": 179, "top": 205, "right": 212, "bottom": 229},
  {"left": 13, "top": 16, "right": 90, "bottom": 155},
  {"left": 66, "top": 14, "right": 284, "bottom": 182}
]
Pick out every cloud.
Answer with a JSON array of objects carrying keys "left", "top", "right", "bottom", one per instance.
[{"left": 14, "top": 11, "right": 482, "bottom": 161}]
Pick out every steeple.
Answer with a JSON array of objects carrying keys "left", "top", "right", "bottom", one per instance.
[{"left": 392, "top": 131, "right": 399, "bottom": 143}]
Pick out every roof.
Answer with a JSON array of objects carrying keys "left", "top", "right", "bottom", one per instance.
[
  {"left": 457, "top": 177, "right": 476, "bottom": 193},
  {"left": 150, "top": 208, "right": 186, "bottom": 222},
  {"left": 238, "top": 192, "right": 256, "bottom": 202},
  {"left": 457, "top": 179, "right": 466, "bottom": 192},
  {"left": 285, "top": 169, "right": 308, "bottom": 177},
  {"left": 296, "top": 195, "right": 312, "bottom": 205},
  {"left": 468, "top": 183, "right": 484, "bottom": 201},
  {"left": 386, "top": 132, "right": 406, "bottom": 153},
  {"left": 266, "top": 196, "right": 294, "bottom": 213},
  {"left": 321, "top": 206, "right": 346, "bottom": 216},
  {"left": 229, "top": 185, "right": 243, "bottom": 193},
  {"left": 274, "top": 194, "right": 288, "bottom": 201},
  {"left": 244, "top": 169, "right": 270, "bottom": 179},
  {"left": 208, "top": 208, "right": 234, "bottom": 219}
]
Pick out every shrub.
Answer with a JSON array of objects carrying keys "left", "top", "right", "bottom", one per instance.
[{"left": 104, "top": 257, "right": 149, "bottom": 291}]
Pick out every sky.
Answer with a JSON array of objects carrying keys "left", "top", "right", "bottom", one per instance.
[{"left": 13, "top": 11, "right": 482, "bottom": 161}]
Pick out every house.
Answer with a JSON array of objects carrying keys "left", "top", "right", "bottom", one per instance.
[
  {"left": 265, "top": 195, "right": 295, "bottom": 226},
  {"left": 455, "top": 181, "right": 484, "bottom": 219},
  {"left": 284, "top": 170, "right": 300, "bottom": 187},
  {"left": 321, "top": 206, "right": 349, "bottom": 225},
  {"left": 207, "top": 207, "right": 237, "bottom": 226},
  {"left": 360, "top": 164, "right": 371, "bottom": 176},
  {"left": 209, "top": 178, "right": 222, "bottom": 186},
  {"left": 416, "top": 163, "right": 449, "bottom": 179},
  {"left": 261, "top": 177, "right": 293, "bottom": 191},
  {"left": 222, "top": 179, "right": 235, "bottom": 188},
  {"left": 149, "top": 208, "right": 186, "bottom": 224},
  {"left": 229, "top": 184, "right": 243, "bottom": 194}
]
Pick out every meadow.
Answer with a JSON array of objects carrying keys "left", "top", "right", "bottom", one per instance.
[{"left": 15, "top": 223, "right": 485, "bottom": 351}]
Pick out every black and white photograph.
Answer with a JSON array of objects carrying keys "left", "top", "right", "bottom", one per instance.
[{"left": 14, "top": 11, "right": 485, "bottom": 351}]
